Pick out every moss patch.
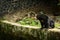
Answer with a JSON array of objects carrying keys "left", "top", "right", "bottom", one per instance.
[{"left": 17, "top": 17, "right": 41, "bottom": 27}]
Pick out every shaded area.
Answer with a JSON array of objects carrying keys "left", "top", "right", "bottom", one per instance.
[{"left": 0, "top": 0, "right": 60, "bottom": 17}]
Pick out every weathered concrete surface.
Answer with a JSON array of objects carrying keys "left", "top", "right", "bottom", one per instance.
[{"left": 0, "top": 20, "right": 60, "bottom": 40}]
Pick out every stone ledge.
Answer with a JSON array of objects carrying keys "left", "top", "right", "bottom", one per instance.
[
  {"left": 1, "top": 20, "right": 60, "bottom": 32},
  {"left": 2, "top": 20, "right": 40, "bottom": 29}
]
